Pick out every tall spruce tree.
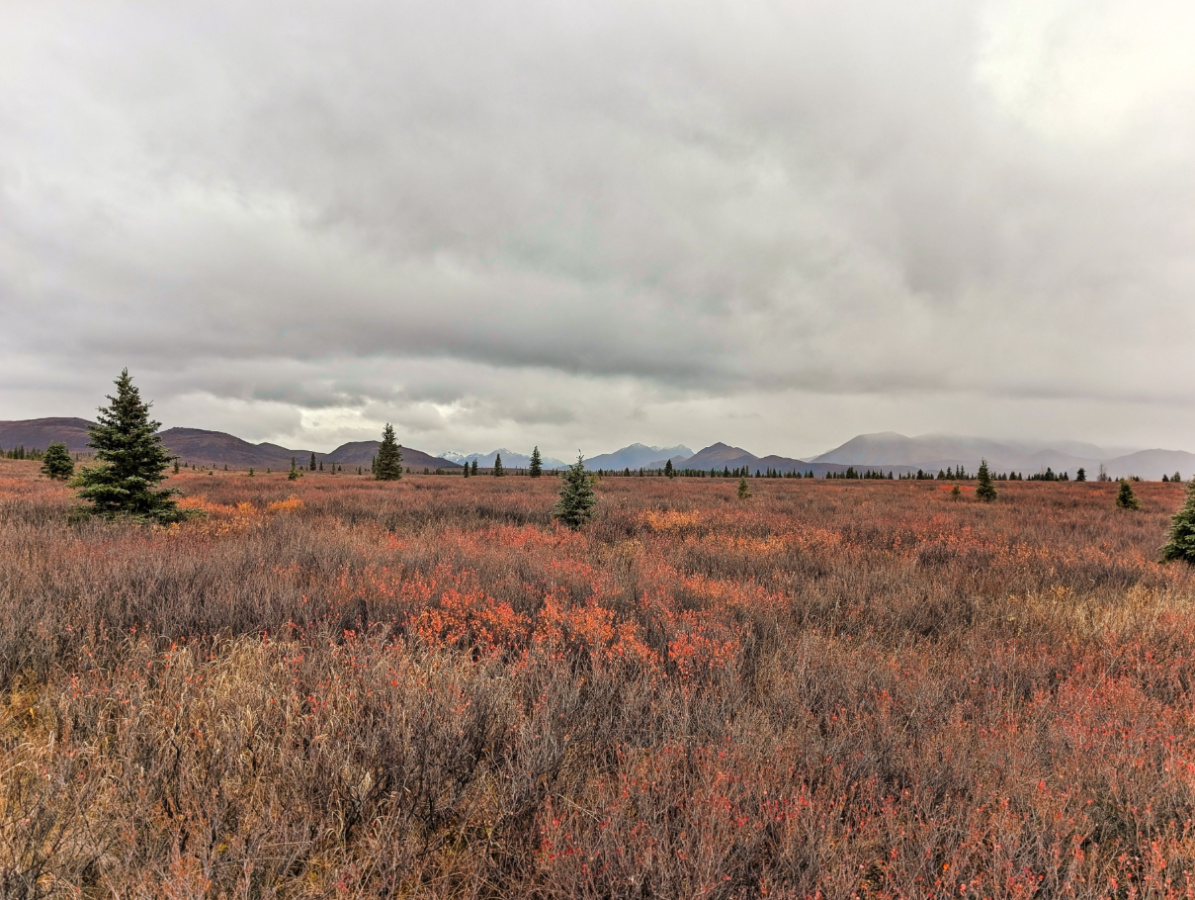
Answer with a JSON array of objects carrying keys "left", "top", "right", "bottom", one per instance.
[
  {"left": 528, "top": 446, "right": 543, "bottom": 478},
  {"left": 74, "top": 369, "right": 180, "bottom": 521},
  {"left": 975, "top": 459, "right": 997, "bottom": 502},
  {"left": 309, "top": 452, "right": 317, "bottom": 471},
  {"left": 375, "top": 424, "right": 403, "bottom": 480},
  {"left": 492, "top": 453, "right": 505, "bottom": 477},
  {"left": 471, "top": 459, "right": 479, "bottom": 476},
  {"left": 41, "top": 442, "right": 74, "bottom": 481},
  {"left": 554, "top": 453, "right": 597, "bottom": 529},
  {"left": 1161, "top": 479, "right": 1195, "bottom": 564}
]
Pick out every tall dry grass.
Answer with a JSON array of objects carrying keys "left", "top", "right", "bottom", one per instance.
[{"left": 2, "top": 459, "right": 1195, "bottom": 898}]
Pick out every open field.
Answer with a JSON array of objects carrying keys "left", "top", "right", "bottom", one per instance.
[{"left": 2, "top": 460, "right": 1195, "bottom": 898}]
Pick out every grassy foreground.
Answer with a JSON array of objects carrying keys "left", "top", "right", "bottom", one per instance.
[{"left": 2, "top": 460, "right": 1194, "bottom": 898}]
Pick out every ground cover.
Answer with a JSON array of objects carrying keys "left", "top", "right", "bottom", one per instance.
[{"left": 2, "top": 460, "right": 1194, "bottom": 898}]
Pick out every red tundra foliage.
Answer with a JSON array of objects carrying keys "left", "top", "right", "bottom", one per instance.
[{"left": 1, "top": 459, "right": 1194, "bottom": 898}]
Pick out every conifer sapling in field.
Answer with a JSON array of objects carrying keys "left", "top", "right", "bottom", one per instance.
[
  {"left": 1161, "top": 479, "right": 1195, "bottom": 564},
  {"left": 975, "top": 459, "right": 997, "bottom": 502},
  {"left": 40, "top": 442, "right": 74, "bottom": 481},
  {"left": 554, "top": 453, "right": 597, "bottom": 529},
  {"left": 737, "top": 476, "right": 752, "bottom": 499},
  {"left": 1116, "top": 479, "right": 1140, "bottom": 510},
  {"left": 493, "top": 453, "right": 505, "bottom": 477},
  {"left": 528, "top": 446, "right": 543, "bottom": 478},
  {"left": 375, "top": 424, "right": 403, "bottom": 480},
  {"left": 288, "top": 457, "right": 301, "bottom": 480},
  {"left": 73, "top": 369, "right": 181, "bottom": 522}
]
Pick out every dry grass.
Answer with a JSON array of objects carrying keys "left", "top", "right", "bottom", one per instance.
[{"left": 2, "top": 459, "right": 1194, "bottom": 898}]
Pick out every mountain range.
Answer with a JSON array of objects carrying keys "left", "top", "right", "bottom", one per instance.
[
  {"left": 3, "top": 419, "right": 1193, "bottom": 481},
  {"left": 437, "top": 448, "right": 570, "bottom": 470},
  {"left": 0, "top": 418, "right": 460, "bottom": 472}
]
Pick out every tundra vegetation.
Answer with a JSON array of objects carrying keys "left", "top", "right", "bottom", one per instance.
[{"left": 1, "top": 460, "right": 1195, "bottom": 898}]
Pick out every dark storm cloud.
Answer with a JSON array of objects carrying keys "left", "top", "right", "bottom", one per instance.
[{"left": 2, "top": 0, "right": 1193, "bottom": 454}]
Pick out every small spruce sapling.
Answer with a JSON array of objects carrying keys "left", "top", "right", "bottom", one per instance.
[
  {"left": 1116, "top": 479, "right": 1140, "bottom": 510},
  {"left": 375, "top": 424, "right": 404, "bottom": 481},
  {"left": 40, "top": 443, "right": 74, "bottom": 481},
  {"left": 975, "top": 459, "right": 997, "bottom": 502},
  {"left": 554, "top": 453, "right": 597, "bottom": 529},
  {"left": 737, "top": 476, "right": 752, "bottom": 499}
]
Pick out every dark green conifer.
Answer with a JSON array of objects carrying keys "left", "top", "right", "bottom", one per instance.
[
  {"left": 1161, "top": 479, "right": 1195, "bottom": 564},
  {"left": 288, "top": 458, "right": 301, "bottom": 481},
  {"left": 529, "top": 446, "right": 543, "bottom": 478},
  {"left": 73, "top": 369, "right": 181, "bottom": 521},
  {"left": 40, "top": 443, "right": 74, "bottom": 481},
  {"left": 1116, "top": 479, "right": 1140, "bottom": 510},
  {"left": 664, "top": 459, "right": 675, "bottom": 478},
  {"left": 471, "top": 459, "right": 479, "bottom": 476},
  {"left": 375, "top": 424, "right": 403, "bottom": 481},
  {"left": 737, "top": 476, "right": 752, "bottom": 499},
  {"left": 975, "top": 459, "right": 997, "bottom": 502},
  {"left": 554, "top": 453, "right": 597, "bottom": 529},
  {"left": 493, "top": 453, "right": 505, "bottom": 477},
  {"left": 310, "top": 452, "right": 317, "bottom": 472}
]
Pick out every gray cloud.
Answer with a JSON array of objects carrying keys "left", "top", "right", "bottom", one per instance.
[{"left": 2, "top": 0, "right": 1194, "bottom": 457}]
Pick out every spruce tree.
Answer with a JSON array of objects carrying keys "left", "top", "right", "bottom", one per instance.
[
  {"left": 40, "top": 443, "right": 74, "bottom": 481},
  {"left": 529, "top": 446, "right": 543, "bottom": 478},
  {"left": 375, "top": 424, "right": 403, "bottom": 481},
  {"left": 309, "top": 452, "right": 317, "bottom": 471},
  {"left": 1161, "top": 479, "right": 1195, "bottom": 564},
  {"left": 471, "top": 459, "right": 479, "bottom": 476},
  {"left": 737, "top": 476, "right": 752, "bottom": 499},
  {"left": 664, "top": 459, "right": 675, "bottom": 478},
  {"left": 1076, "top": 467, "right": 1087, "bottom": 483},
  {"left": 288, "top": 457, "right": 301, "bottom": 481},
  {"left": 554, "top": 453, "right": 597, "bottom": 529},
  {"left": 975, "top": 459, "right": 997, "bottom": 502},
  {"left": 462, "top": 460, "right": 470, "bottom": 478},
  {"left": 1116, "top": 479, "right": 1140, "bottom": 510},
  {"left": 73, "top": 369, "right": 181, "bottom": 522},
  {"left": 493, "top": 453, "right": 505, "bottom": 477}
]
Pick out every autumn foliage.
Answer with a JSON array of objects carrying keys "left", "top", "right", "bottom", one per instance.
[{"left": 2, "top": 459, "right": 1195, "bottom": 898}]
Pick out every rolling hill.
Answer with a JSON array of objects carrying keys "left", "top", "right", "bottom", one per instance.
[{"left": 0, "top": 419, "right": 458, "bottom": 472}]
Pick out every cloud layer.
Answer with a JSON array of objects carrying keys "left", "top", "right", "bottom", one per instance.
[{"left": 2, "top": 0, "right": 1193, "bottom": 456}]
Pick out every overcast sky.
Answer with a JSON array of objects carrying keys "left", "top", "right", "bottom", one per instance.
[{"left": 2, "top": 0, "right": 1193, "bottom": 459}]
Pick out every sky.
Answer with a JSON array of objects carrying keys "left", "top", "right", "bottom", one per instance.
[{"left": 2, "top": 0, "right": 1194, "bottom": 460}]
